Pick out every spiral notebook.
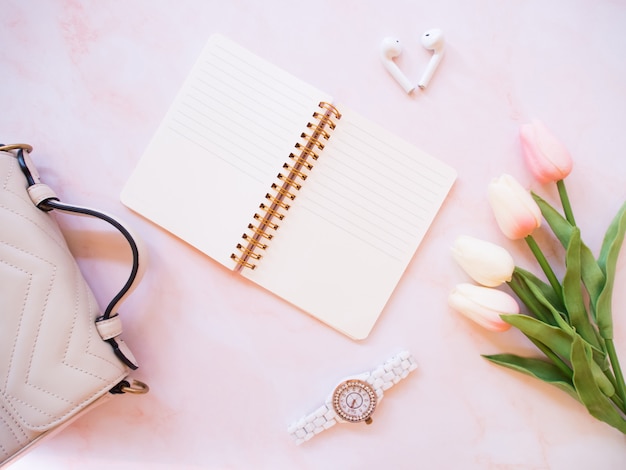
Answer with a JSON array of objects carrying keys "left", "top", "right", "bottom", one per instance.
[{"left": 121, "top": 34, "right": 456, "bottom": 340}]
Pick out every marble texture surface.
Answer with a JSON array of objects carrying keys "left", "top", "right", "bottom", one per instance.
[{"left": 2, "top": 0, "right": 625, "bottom": 468}]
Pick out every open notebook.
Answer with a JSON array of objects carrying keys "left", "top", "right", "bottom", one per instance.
[{"left": 121, "top": 33, "right": 456, "bottom": 340}]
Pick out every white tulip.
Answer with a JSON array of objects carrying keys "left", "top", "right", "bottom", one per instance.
[
  {"left": 448, "top": 283, "right": 519, "bottom": 332},
  {"left": 452, "top": 235, "right": 515, "bottom": 287},
  {"left": 488, "top": 174, "right": 542, "bottom": 240}
]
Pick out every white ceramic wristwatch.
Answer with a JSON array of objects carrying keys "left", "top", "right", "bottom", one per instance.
[{"left": 288, "top": 350, "right": 417, "bottom": 444}]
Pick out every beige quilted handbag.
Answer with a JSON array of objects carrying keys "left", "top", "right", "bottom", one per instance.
[{"left": 0, "top": 144, "right": 148, "bottom": 467}]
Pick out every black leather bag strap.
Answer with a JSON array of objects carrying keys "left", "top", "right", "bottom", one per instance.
[{"left": 1, "top": 143, "right": 145, "bottom": 371}]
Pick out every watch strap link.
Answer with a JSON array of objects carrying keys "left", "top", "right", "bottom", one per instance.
[
  {"left": 288, "top": 403, "right": 338, "bottom": 445},
  {"left": 367, "top": 350, "right": 417, "bottom": 397}
]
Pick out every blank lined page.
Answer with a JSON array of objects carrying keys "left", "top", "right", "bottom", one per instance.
[
  {"left": 121, "top": 34, "right": 331, "bottom": 266},
  {"left": 246, "top": 105, "right": 456, "bottom": 339},
  {"left": 122, "top": 34, "right": 455, "bottom": 340}
]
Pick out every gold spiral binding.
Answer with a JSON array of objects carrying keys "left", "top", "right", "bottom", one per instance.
[
  {"left": 242, "top": 233, "right": 268, "bottom": 249},
  {"left": 248, "top": 223, "right": 274, "bottom": 240},
  {"left": 293, "top": 144, "right": 319, "bottom": 160},
  {"left": 312, "top": 112, "right": 337, "bottom": 130},
  {"left": 277, "top": 173, "right": 302, "bottom": 190},
  {"left": 235, "top": 244, "right": 263, "bottom": 260},
  {"left": 230, "top": 254, "right": 256, "bottom": 269},
  {"left": 306, "top": 122, "right": 331, "bottom": 140},
  {"left": 288, "top": 153, "right": 313, "bottom": 170},
  {"left": 253, "top": 213, "right": 279, "bottom": 230},
  {"left": 300, "top": 133, "right": 325, "bottom": 150},
  {"left": 282, "top": 163, "right": 307, "bottom": 181},
  {"left": 265, "top": 192, "right": 291, "bottom": 209},
  {"left": 259, "top": 203, "right": 285, "bottom": 220},
  {"left": 319, "top": 102, "right": 342, "bottom": 119},
  {"left": 231, "top": 101, "right": 341, "bottom": 271},
  {"left": 272, "top": 182, "right": 297, "bottom": 199}
]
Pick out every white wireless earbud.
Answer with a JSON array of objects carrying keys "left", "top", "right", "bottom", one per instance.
[
  {"left": 418, "top": 28, "right": 445, "bottom": 89},
  {"left": 380, "top": 37, "right": 415, "bottom": 94}
]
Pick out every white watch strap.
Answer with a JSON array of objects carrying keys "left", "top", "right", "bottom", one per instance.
[
  {"left": 288, "top": 402, "right": 339, "bottom": 445},
  {"left": 366, "top": 350, "right": 417, "bottom": 397},
  {"left": 288, "top": 351, "right": 417, "bottom": 445}
]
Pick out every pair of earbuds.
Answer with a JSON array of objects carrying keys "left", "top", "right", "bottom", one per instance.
[{"left": 381, "top": 28, "right": 445, "bottom": 93}]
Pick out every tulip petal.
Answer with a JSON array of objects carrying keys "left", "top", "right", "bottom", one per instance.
[
  {"left": 449, "top": 283, "right": 519, "bottom": 332},
  {"left": 520, "top": 120, "right": 573, "bottom": 184},
  {"left": 488, "top": 174, "right": 541, "bottom": 239},
  {"left": 451, "top": 235, "right": 515, "bottom": 287}
]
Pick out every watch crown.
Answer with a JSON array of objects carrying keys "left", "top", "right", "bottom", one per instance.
[{"left": 365, "top": 417, "right": 373, "bottom": 425}]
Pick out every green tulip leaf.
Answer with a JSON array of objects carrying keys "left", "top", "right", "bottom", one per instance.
[
  {"left": 563, "top": 228, "right": 602, "bottom": 349},
  {"left": 596, "top": 201, "right": 626, "bottom": 339},
  {"left": 483, "top": 353, "right": 578, "bottom": 400},
  {"left": 571, "top": 335, "right": 626, "bottom": 433},
  {"left": 502, "top": 314, "right": 607, "bottom": 369},
  {"left": 501, "top": 314, "right": 573, "bottom": 361},
  {"left": 532, "top": 192, "right": 571, "bottom": 243},
  {"left": 515, "top": 267, "right": 564, "bottom": 312},
  {"left": 519, "top": 276, "right": 572, "bottom": 332},
  {"left": 508, "top": 269, "right": 556, "bottom": 326},
  {"left": 519, "top": 275, "right": 606, "bottom": 368},
  {"left": 598, "top": 201, "right": 626, "bottom": 273},
  {"left": 532, "top": 192, "right": 606, "bottom": 307}
]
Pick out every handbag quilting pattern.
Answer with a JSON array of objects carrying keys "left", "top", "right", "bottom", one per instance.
[{"left": 0, "top": 146, "right": 144, "bottom": 465}]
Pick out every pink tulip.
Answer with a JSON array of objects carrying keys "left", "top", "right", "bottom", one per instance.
[
  {"left": 520, "top": 120, "right": 573, "bottom": 183},
  {"left": 448, "top": 283, "right": 519, "bottom": 332},
  {"left": 488, "top": 174, "right": 542, "bottom": 240}
]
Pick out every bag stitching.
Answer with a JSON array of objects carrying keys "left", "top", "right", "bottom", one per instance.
[{"left": 1, "top": 155, "right": 131, "bottom": 432}]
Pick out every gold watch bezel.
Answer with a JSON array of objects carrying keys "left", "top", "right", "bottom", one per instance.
[{"left": 331, "top": 379, "right": 377, "bottom": 424}]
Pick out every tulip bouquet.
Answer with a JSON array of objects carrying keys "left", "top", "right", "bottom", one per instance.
[{"left": 449, "top": 120, "right": 626, "bottom": 433}]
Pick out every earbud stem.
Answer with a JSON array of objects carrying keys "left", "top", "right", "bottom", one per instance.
[
  {"left": 384, "top": 63, "right": 415, "bottom": 94},
  {"left": 418, "top": 53, "right": 443, "bottom": 89},
  {"left": 399, "top": 77, "right": 416, "bottom": 94}
]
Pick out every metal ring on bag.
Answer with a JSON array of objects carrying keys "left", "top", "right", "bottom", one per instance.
[
  {"left": 110, "top": 379, "right": 149, "bottom": 395},
  {"left": 120, "top": 379, "right": 150, "bottom": 394},
  {"left": 0, "top": 143, "right": 33, "bottom": 153}
]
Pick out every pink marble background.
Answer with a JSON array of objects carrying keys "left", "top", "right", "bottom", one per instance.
[{"left": 2, "top": 0, "right": 625, "bottom": 468}]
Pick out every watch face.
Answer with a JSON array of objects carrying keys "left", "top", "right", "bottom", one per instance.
[{"left": 332, "top": 379, "right": 377, "bottom": 423}]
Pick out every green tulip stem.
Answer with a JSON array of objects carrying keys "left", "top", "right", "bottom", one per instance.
[
  {"left": 525, "top": 235, "right": 563, "bottom": 299},
  {"left": 611, "top": 394, "right": 626, "bottom": 415},
  {"left": 557, "top": 179, "right": 576, "bottom": 226},
  {"left": 606, "top": 338, "right": 626, "bottom": 408}
]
